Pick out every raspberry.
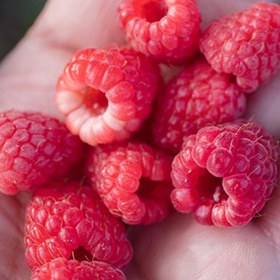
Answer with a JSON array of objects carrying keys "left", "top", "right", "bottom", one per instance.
[
  {"left": 56, "top": 46, "right": 161, "bottom": 146},
  {"left": 151, "top": 58, "right": 246, "bottom": 154},
  {"left": 171, "top": 120, "right": 279, "bottom": 227},
  {"left": 86, "top": 142, "right": 172, "bottom": 225},
  {"left": 199, "top": 2, "right": 280, "bottom": 93},
  {"left": 25, "top": 182, "right": 133, "bottom": 268},
  {"left": 0, "top": 110, "right": 83, "bottom": 195},
  {"left": 31, "top": 258, "right": 126, "bottom": 280},
  {"left": 118, "top": 0, "right": 201, "bottom": 64}
]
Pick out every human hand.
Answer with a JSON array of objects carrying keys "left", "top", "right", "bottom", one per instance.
[{"left": 0, "top": 0, "right": 280, "bottom": 279}]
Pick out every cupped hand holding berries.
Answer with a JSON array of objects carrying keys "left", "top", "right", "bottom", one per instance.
[{"left": 0, "top": 0, "right": 280, "bottom": 279}]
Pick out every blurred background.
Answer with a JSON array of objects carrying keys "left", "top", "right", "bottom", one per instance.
[{"left": 0, "top": 0, "right": 46, "bottom": 60}]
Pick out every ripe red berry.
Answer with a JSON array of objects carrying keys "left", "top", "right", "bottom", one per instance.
[
  {"left": 56, "top": 46, "right": 161, "bottom": 146},
  {"left": 31, "top": 258, "right": 126, "bottom": 280},
  {"left": 86, "top": 142, "right": 172, "bottom": 225},
  {"left": 0, "top": 110, "right": 83, "bottom": 195},
  {"left": 151, "top": 58, "right": 246, "bottom": 154},
  {"left": 118, "top": 0, "right": 201, "bottom": 64},
  {"left": 171, "top": 120, "right": 279, "bottom": 227},
  {"left": 200, "top": 2, "right": 280, "bottom": 92},
  {"left": 25, "top": 182, "right": 133, "bottom": 268}
]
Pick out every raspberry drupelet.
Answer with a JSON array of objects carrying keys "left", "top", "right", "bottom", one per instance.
[
  {"left": 56, "top": 46, "right": 161, "bottom": 146},
  {"left": 200, "top": 2, "right": 280, "bottom": 93},
  {"left": 118, "top": 0, "right": 201, "bottom": 64},
  {"left": 25, "top": 182, "right": 133, "bottom": 269},
  {"left": 171, "top": 120, "right": 279, "bottom": 227},
  {"left": 151, "top": 58, "right": 246, "bottom": 154},
  {"left": 31, "top": 258, "right": 126, "bottom": 280},
  {"left": 0, "top": 110, "right": 83, "bottom": 195},
  {"left": 86, "top": 142, "right": 173, "bottom": 225}
]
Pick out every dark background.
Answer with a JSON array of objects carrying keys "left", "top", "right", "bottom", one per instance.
[{"left": 0, "top": 0, "right": 46, "bottom": 60}]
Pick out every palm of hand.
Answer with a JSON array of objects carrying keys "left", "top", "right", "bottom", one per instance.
[{"left": 0, "top": 0, "right": 280, "bottom": 279}]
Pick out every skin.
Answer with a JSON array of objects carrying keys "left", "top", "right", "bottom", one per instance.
[{"left": 0, "top": 0, "right": 280, "bottom": 279}]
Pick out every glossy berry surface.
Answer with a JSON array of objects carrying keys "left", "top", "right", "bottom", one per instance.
[
  {"left": 152, "top": 58, "right": 246, "bottom": 154},
  {"left": 0, "top": 110, "right": 83, "bottom": 195},
  {"left": 118, "top": 0, "right": 201, "bottom": 64},
  {"left": 56, "top": 46, "right": 161, "bottom": 146},
  {"left": 86, "top": 142, "right": 172, "bottom": 225},
  {"left": 31, "top": 258, "right": 126, "bottom": 280},
  {"left": 171, "top": 120, "right": 279, "bottom": 227},
  {"left": 25, "top": 182, "right": 133, "bottom": 268},
  {"left": 200, "top": 2, "right": 280, "bottom": 92}
]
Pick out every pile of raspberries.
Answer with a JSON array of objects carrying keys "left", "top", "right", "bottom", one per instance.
[{"left": 0, "top": 1, "right": 280, "bottom": 279}]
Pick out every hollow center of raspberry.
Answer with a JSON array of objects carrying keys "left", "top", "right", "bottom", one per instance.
[
  {"left": 136, "top": 0, "right": 168, "bottom": 23},
  {"left": 197, "top": 169, "right": 228, "bottom": 203},
  {"left": 138, "top": 178, "right": 155, "bottom": 198},
  {"left": 83, "top": 87, "right": 108, "bottom": 115},
  {"left": 137, "top": 178, "right": 167, "bottom": 199},
  {"left": 71, "top": 246, "right": 92, "bottom": 262}
]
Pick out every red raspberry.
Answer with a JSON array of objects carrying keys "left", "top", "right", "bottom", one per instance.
[
  {"left": 86, "top": 142, "right": 172, "bottom": 225},
  {"left": 56, "top": 46, "right": 161, "bottom": 146},
  {"left": 199, "top": 2, "right": 280, "bottom": 93},
  {"left": 151, "top": 58, "right": 246, "bottom": 154},
  {"left": 25, "top": 182, "right": 133, "bottom": 268},
  {"left": 171, "top": 120, "right": 279, "bottom": 227},
  {"left": 118, "top": 0, "right": 201, "bottom": 64},
  {"left": 0, "top": 110, "right": 83, "bottom": 195},
  {"left": 31, "top": 258, "right": 126, "bottom": 280}
]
